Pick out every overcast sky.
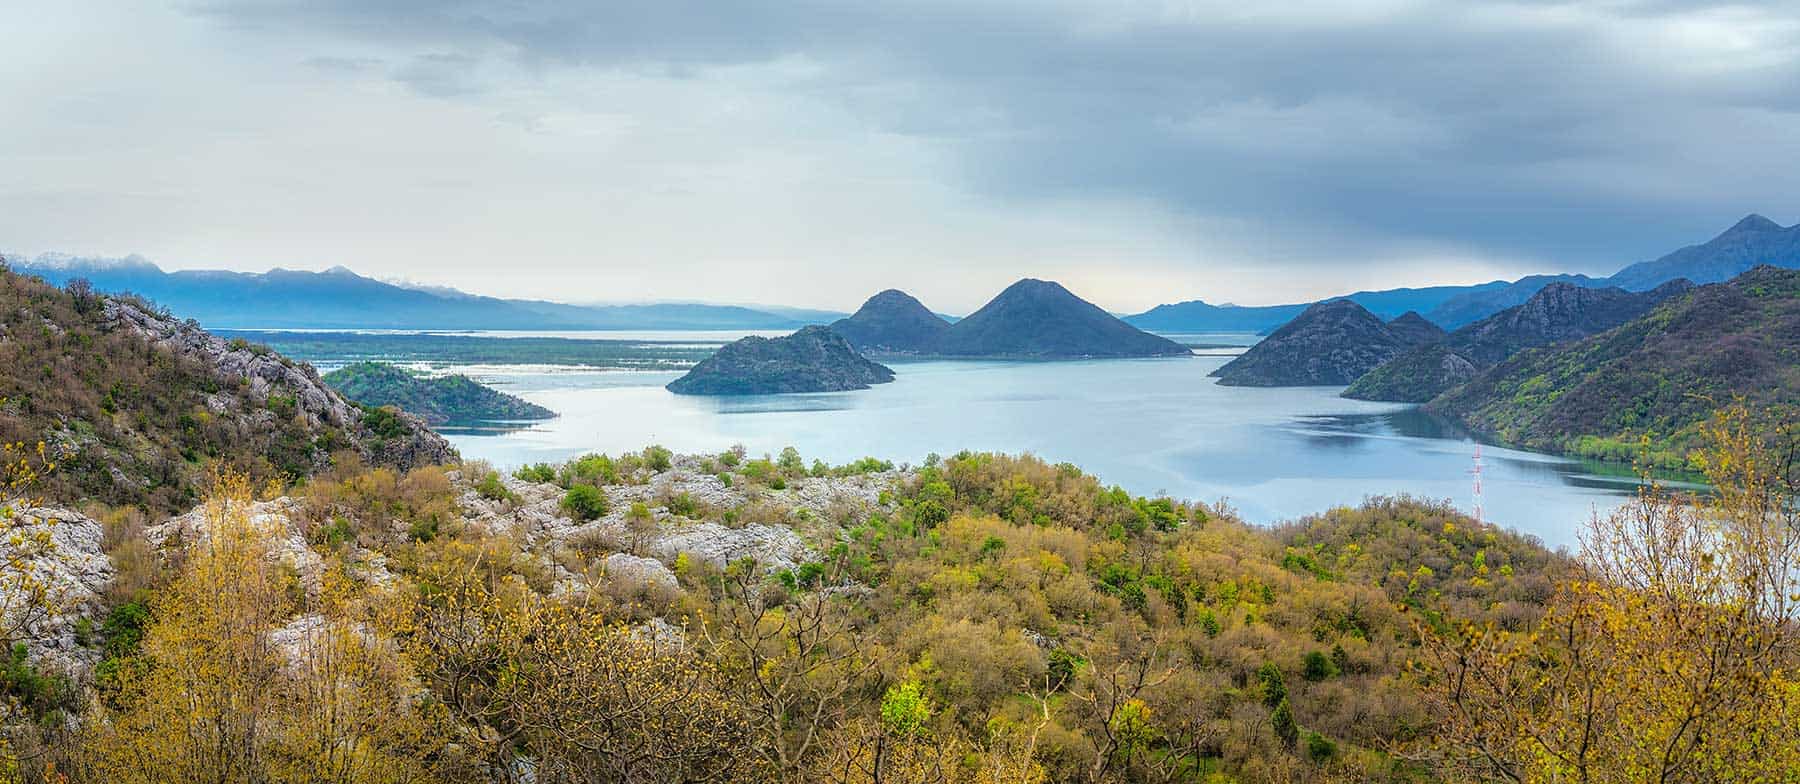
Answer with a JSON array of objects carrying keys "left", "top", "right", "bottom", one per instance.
[{"left": 4, "top": 1, "right": 1798, "bottom": 312}]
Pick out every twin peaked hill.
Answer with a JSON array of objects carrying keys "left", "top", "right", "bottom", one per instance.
[
  {"left": 668, "top": 280, "right": 1188, "bottom": 395},
  {"left": 831, "top": 279, "right": 1189, "bottom": 359}
]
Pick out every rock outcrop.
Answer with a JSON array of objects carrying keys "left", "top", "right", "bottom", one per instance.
[
  {"left": 1, "top": 507, "right": 113, "bottom": 671},
  {"left": 104, "top": 298, "right": 455, "bottom": 469}
]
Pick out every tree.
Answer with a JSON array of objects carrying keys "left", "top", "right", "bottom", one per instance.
[
  {"left": 396, "top": 539, "right": 758, "bottom": 783},
  {"left": 700, "top": 555, "right": 882, "bottom": 784},
  {"left": 1414, "top": 405, "right": 1800, "bottom": 782}
]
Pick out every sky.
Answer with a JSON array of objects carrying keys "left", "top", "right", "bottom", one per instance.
[{"left": 4, "top": 1, "right": 1798, "bottom": 313}]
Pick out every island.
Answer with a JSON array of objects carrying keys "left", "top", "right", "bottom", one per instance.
[
  {"left": 323, "top": 361, "right": 556, "bottom": 425},
  {"left": 665, "top": 325, "right": 896, "bottom": 395}
]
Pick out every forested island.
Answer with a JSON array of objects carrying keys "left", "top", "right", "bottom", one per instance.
[{"left": 323, "top": 362, "right": 556, "bottom": 425}]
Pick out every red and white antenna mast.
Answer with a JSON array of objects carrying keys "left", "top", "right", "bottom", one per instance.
[{"left": 1468, "top": 444, "right": 1485, "bottom": 525}]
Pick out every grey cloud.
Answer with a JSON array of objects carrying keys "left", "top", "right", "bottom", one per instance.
[{"left": 193, "top": 0, "right": 1800, "bottom": 271}]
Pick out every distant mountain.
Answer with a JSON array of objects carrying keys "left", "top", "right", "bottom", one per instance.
[
  {"left": 1424, "top": 273, "right": 1601, "bottom": 330},
  {"left": 1427, "top": 266, "right": 1800, "bottom": 464},
  {"left": 323, "top": 362, "right": 555, "bottom": 425},
  {"left": 666, "top": 325, "right": 895, "bottom": 395},
  {"left": 1211, "top": 299, "right": 1433, "bottom": 386},
  {"left": 1609, "top": 214, "right": 1800, "bottom": 290},
  {"left": 1384, "top": 311, "right": 1447, "bottom": 346},
  {"left": 1424, "top": 214, "right": 1800, "bottom": 328},
  {"left": 1133, "top": 214, "right": 1800, "bottom": 333},
  {"left": 931, "top": 279, "right": 1190, "bottom": 359},
  {"left": 8, "top": 255, "right": 826, "bottom": 331},
  {"left": 1346, "top": 281, "right": 1691, "bottom": 402},
  {"left": 1123, "top": 282, "right": 1509, "bottom": 334},
  {"left": 829, "top": 289, "right": 951, "bottom": 354}
]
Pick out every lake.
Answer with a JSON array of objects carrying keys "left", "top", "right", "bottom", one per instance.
[{"left": 404, "top": 345, "right": 1643, "bottom": 549}]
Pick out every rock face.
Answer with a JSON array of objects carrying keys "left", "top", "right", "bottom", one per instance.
[
  {"left": 666, "top": 325, "right": 895, "bottom": 395},
  {"left": 932, "top": 279, "right": 1191, "bottom": 359},
  {"left": 829, "top": 289, "right": 951, "bottom": 354},
  {"left": 103, "top": 298, "right": 456, "bottom": 471},
  {"left": 1211, "top": 299, "right": 1425, "bottom": 386},
  {"left": 323, "top": 362, "right": 555, "bottom": 425},
  {"left": 1, "top": 507, "right": 113, "bottom": 671},
  {"left": 1345, "top": 280, "right": 1692, "bottom": 402}
]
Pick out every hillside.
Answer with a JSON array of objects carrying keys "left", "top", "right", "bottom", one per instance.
[
  {"left": 828, "top": 289, "right": 950, "bottom": 354},
  {"left": 323, "top": 362, "right": 555, "bottom": 426},
  {"left": 1345, "top": 281, "right": 1690, "bottom": 402},
  {"left": 1211, "top": 299, "right": 1431, "bottom": 386},
  {"left": 0, "top": 266, "right": 452, "bottom": 512},
  {"left": 1427, "top": 266, "right": 1800, "bottom": 463},
  {"left": 934, "top": 279, "right": 1190, "bottom": 358},
  {"left": 1384, "top": 311, "right": 1446, "bottom": 345},
  {"left": 666, "top": 325, "right": 895, "bottom": 395},
  {"left": 14, "top": 255, "right": 833, "bottom": 331}
]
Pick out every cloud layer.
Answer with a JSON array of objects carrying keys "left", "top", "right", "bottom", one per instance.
[{"left": 4, "top": 1, "right": 1797, "bottom": 311}]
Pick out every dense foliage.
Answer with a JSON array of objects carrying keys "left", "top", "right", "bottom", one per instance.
[{"left": 323, "top": 362, "right": 555, "bottom": 426}]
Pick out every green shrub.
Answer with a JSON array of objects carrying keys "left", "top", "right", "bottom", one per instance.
[
  {"left": 1303, "top": 649, "right": 1337, "bottom": 681},
  {"left": 1304, "top": 730, "right": 1337, "bottom": 762},
  {"left": 475, "top": 471, "right": 515, "bottom": 502},
  {"left": 514, "top": 462, "right": 558, "bottom": 483},
  {"left": 643, "top": 445, "right": 673, "bottom": 472},
  {"left": 562, "top": 484, "right": 608, "bottom": 521}
]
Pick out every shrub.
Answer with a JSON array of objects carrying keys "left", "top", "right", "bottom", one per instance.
[
  {"left": 643, "top": 445, "right": 673, "bottom": 472},
  {"left": 562, "top": 484, "right": 608, "bottom": 521},
  {"left": 474, "top": 471, "right": 515, "bottom": 503},
  {"left": 514, "top": 462, "right": 558, "bottom": 484},
  {"left": 1304, "top": 730, "right": 1337, "bottom": 762},
  {"left": 1303, "top": 649, "right": 1337, "bottom": 681}
]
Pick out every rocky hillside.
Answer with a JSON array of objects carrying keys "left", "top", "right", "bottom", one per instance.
[
  {"left": 828, "top": 289, "right": 950, "bottom": 354},
  {"left": 1212, "top": 299, "right": 1432, "bottom": 386},
  {"left": 1384, "top": 311, "right": 1446, "bottom": 345},
  {"left": 666, "top": 325, "right": 895, "bottom": 395},
  {"left": 323, "top": 362, "right": 555, "bottom": 425},
  {"left": 0, "top": 266, "right": 452, "bottom": 512},
  {"left": 1428, "top": 266, "right": 1800, "bottom": 464},
  {"left": 932, "top": 279, "right": 1190, "bottom": 358},
  {"left": 1345, "top": 280, "right": 1690, "bottom": 402}
]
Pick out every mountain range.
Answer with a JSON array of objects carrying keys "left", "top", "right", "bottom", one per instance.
[
  {"left": 7, "top": 254, "right": 839, "bottom": 331},
  {"left": 832, "top": 279, "right": 1189, "bottom": 359},
  {"left": 1344, "top": 280, "right": 1694, "bottom": 402},
  {"left": 1125, "top": 214, "right": 1800, "bottom": 333},
  {"left": 1427, "top": 266, "right": 1800, "bottom": 465}
]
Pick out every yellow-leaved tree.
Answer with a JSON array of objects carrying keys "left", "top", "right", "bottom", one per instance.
[
  {"left": 75, "top": 471, "right": 464, "bottom": 784},
  {"left": 1414, "top": 405, "right": 1800, "bottom": 782}
]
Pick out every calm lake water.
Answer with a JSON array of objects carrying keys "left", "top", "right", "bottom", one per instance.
[{"left": 424, "top": 346, "right": 1643, "bottom": 549}]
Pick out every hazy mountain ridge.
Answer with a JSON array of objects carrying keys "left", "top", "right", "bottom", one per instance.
[
  {"left": 1130, "top": 214, "right": 1800, "bottom": 333},
  {"left": 11, "top": 255, "right": 833, "bottom": 331}
]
